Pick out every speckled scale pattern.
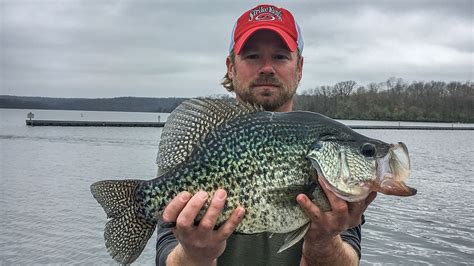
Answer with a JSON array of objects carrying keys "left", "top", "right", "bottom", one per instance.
[
  {"left": 156, "top": 98, "right": 263, "bottom": 175},
  {"left": 144, "top": 105, "right": 331, "bottom": 234}
]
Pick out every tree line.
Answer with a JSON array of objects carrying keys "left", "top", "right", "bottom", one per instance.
[
  {"left": 294, "top": 78, "right": 473, "bottom": 123},
  {"left": 2, "top": 78, "right": 472, "bottom": 122}
]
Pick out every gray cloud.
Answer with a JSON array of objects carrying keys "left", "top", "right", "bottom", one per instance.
[{"left": 1, "top": 0, "right": 472, "bottom": 98}]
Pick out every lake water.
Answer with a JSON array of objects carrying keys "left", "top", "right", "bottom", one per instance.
[{"left": 1, "top": 108, "right": 473, "bottom": 265}]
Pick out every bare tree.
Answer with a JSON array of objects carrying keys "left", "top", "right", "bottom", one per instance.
[{"left": 333, "top": 81, "right": 357, "bottom": 96}]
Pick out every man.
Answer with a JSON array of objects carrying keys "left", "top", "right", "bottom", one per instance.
[{"left": 156, "top": 4, "right": 376, "bottom": 265}]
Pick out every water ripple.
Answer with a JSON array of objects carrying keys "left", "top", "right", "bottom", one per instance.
[{"left": 1, "top": 111, "right": 473, "bottom": 265}]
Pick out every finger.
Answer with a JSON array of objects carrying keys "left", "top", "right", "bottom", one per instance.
[
  {"left": 162, "top": 191, "right": 191, "bottom": 223},
  {"left": 350, "top": 191, "right": 377, "bottom": 215},
  {"left": 346, "top": 192, "right": 377, "bottom": 227},
  {"left": 296, "top": 194, "right": 322, "bottom": 221},
  {"left": 347, "top": 201, "right": 365, "bottom": 216},
  {"left": 198, "top": 189, "right": 227, "bottom": 231},
  {"left": 366, "top": 191, "right": 377, "bottom": 205},
  {"left": 363, "top": 191, "right": 377, "bottom": 212},
  {"left": 176, "top": 191, "right": 208, "bottom": 228},
  {"left": 318, "top": 176, "right": 348, "bottom": 214},
  {"left": 215, "top": 207, "right": 245, "bottom": 242}
]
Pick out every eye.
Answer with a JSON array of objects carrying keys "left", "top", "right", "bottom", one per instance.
[
  {"left": 274, "top": 54, "right": 289, "bottom": 60},
  {"left": 245, "top": 54, "right": 259, "bottom": 59},
  {"left": 360, "top": 143, "right": 376, "bottom": 158}
]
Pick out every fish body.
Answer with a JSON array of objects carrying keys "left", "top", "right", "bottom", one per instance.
[
  {"left": 145, "top": 111, "right": 329, "bottom": 233},
  {"left": 91, "top": 98, "right": 416, "bottom": 264}
]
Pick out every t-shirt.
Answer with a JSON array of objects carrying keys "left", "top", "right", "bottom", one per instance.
[{"left": 155, "top": 218, "right": 363, "bottom": 266}]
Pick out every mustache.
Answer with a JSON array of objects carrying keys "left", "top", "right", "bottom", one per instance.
[{"left": 250, "top": 76, "right": 282, "bottom": 87}]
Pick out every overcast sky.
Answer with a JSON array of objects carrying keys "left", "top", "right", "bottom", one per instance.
[{"left": 1, "top": 0, "right": 472, "bottom": 98}]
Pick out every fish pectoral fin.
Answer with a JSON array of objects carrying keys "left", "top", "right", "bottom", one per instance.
[
  {"left": 266, "top": 185, "right": 306, "bottom": 206},
  {"left": 277, "top": 223, "right": 310, "bottom": 253}
]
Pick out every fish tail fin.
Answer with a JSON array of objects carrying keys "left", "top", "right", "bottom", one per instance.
[{"left": 90, "top": 179, "right": 157, "bottom": 264}]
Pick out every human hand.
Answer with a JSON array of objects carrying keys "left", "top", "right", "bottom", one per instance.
[
  {"left": 162, "top": 189, "right": 245, "bottom": 265},
  {"left": 296, "top": 176, "right": 377, "bottom": 246}
]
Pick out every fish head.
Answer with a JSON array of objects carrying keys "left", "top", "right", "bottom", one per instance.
[{"left": 307, "top": 132, "right": 417, "bottom": 202}]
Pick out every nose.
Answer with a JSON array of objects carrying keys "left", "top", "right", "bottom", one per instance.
[{"left": 259, "top": 58, "right": 275, "bottom": 75}]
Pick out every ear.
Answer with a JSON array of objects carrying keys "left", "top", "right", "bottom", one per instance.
[
  {"left": 226, "top": 56, "right": 234, "bottom": 79},
  {"left": 297, "top": 56, "right": 304, "bottom": 82}
]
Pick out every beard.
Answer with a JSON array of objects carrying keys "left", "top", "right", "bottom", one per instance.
[{"left": 233, "top": 75, "right": 298, "bottom": 111}]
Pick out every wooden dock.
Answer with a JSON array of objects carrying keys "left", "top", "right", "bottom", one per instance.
[{"left": 25, "top": 120, "right": 473, "bottom": 130}]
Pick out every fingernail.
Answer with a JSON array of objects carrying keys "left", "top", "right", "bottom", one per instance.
[
  {"left": 197, "top": 191, "right": 208, "bottom": 200},
  {"left": 297, "top": 194, "right": 307, "bottom": 204},
  {"left": 237, "top": 208, "right": 245, "bottom": 218},
  {"left": 180, "top": 192, "right": 191, "bottom": 201},
  {"left": 215, "top": 189, "right": 227, "bottom": 200}
]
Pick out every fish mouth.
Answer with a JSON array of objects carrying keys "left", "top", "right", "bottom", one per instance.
[
  {"left": 373, "top": 142, "right": 417, "bottom": 197},
  {"left": 308, "top": 141, "right": 417, "bottom": 202},
  {"left": 309, "top": 148, "right": 373, "bottom": 202}
]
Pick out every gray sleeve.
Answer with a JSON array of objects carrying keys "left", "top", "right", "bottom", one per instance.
[
  {"left": 155, "top": 219, "right": 178, "bottom": 266},
  {"left": 340, "top": 215, "right": 364, "bottom": 260}
]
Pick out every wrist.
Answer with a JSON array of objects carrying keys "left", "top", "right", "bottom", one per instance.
[
  {"left": 166, "top": 244, "right": 217, "bottom": 266},
  {"left": 301, "top": 235, "right": 358, "bottom": 266},
  {"left": 302, "top": 234, "right": 342, "bottom": 260}
]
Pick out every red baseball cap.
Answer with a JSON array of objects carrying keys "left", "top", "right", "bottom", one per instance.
[{"left": 229, "top": 4, "right": 303, "bottom": 54}]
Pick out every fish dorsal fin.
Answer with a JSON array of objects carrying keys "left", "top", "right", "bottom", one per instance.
[{"left": 157, "top": 98, "right": 263, "bottom": 174}]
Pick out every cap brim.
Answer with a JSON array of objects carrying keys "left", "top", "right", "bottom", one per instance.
[{"left": 233, "top": 26, "right": 298, "bottom": 54}]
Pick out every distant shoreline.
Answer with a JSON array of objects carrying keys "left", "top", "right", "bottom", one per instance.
[
  {"left": 2, "top": 94, "right": 473, "bottom": 123},
  {"left": 0, "top": 95, "right": 188, "bottom": 114},
  {"left": 1, "top": 106, "right": 171, "bottom": 114}
]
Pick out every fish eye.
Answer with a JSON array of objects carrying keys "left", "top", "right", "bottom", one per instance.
[{"left": 360, "top": 143, "right": 376, "bottom": 158}]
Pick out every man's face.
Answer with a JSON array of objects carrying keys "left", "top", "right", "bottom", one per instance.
[{"left": 227, "top": 30, "right": 303, "bottom": 112}]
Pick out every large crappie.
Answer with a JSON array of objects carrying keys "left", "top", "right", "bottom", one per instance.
[{"left": 90, "top": 98, "right": 417, "bottom": 264}]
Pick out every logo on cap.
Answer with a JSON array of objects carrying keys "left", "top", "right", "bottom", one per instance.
[{"left": 249, "top": 6, "right": 283, "bottom": 21}]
